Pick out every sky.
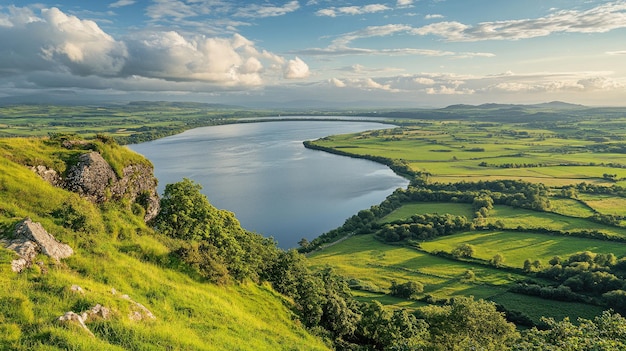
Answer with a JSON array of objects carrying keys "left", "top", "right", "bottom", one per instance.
[{"left": 0, "top": 0, "right": 625, "bottom": 107}]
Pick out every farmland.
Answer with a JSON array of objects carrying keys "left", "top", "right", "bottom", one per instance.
[{"left": 306, "top": 104, "right": 626, "bottom": 326}]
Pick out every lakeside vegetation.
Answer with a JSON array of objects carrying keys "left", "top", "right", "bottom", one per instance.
[{"left": 4, "top": 102, "right": 626, "bottom": 349}]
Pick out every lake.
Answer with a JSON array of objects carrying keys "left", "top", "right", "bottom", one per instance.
[{"left": 129, "top": 120, "right": 409, "bottom": 248}]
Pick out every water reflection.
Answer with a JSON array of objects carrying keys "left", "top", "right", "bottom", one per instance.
[{"left": 130, "top": 120, "right": 409, "bottom": 248}]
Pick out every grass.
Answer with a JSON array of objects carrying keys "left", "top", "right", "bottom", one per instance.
[
  {"left": 0, "top": 137, "right": 329, "bottom": 351},
  {"left": 308, "top": 233, "right": 604, "bottom": 323},
  {"left": 381, "top": 202, "right": 474, "bottom": 222},
  {"left": 418, "top": 230, "right": 626, "bottom": 269},
  {"left": 547, "top": 197, "right": 596, "bottom": 218},
  {"left": 577, "top": 193, "right": 626, "bottom": 217},
  {"left": 486, "top": 205, "right": 626, "bottom": 238},
  {"left": 490, "top": 293, "right": 606, "bottom": 324},
  {"left": 309, "top": 121, "right": 626, "bottom": 186}
]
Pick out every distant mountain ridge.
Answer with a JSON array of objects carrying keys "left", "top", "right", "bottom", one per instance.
[{"left": 444, "top": 101, "right": 585, "bottom": 110}]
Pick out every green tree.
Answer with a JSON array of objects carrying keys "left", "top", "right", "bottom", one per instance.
[
  {"left": 316, "top": 268, "right": 361, "bottom": 339},
  {"left": 389, "top": 280, "right": 424, "bottom": 299},
  {"left": 523, "top": 259, "right": 533, "bottom": 273},
  {"left": 155, "top": 178, "right": 276, "bottom": 282},
  {"left": 515, "top": 311, "right": 626, "bottom": 350},
  {"left": 422, "top": 296, "right": 519, "bottom": 351},
  {"left": 490, "top": 253, "right": 505, "bottom": 267},
  {"left": 452, "top": 243, "right": 475, "bottom": 258},
  {"left": 357, "top": 301, "right": 428, "bottom": 350}
]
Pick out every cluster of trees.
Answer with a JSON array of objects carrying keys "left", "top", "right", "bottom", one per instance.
[
  {"left": 154, "top": 179, "right": 279, "bottom": 284},
  {"left": 512, "top": 251, "right": 626, "bottom": 313},
  {"left": 389, "top": 280, "right": 424, "bottom": 299},
  {"left": 479, "top": 161, "right": 547, "bottom": 168},
  {"left": 394, "top": 180, "right": 550, "bottom": 212},
  {"left": 377, "top": 213, "right": 472, "bottom": 242}
]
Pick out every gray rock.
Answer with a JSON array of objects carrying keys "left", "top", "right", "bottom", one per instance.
[
  {"left": 31, "top": 165, "right": 62, "bottom": 187},
  {"left": 64, "top": 152, "right": 160, "bottom": 222},
  {"left": 5, "top": 218, "right": 73, "bottom": 272},
  {"left": 65, "top": 152, "right": 116, "bottom": 203},
  {"left": 57, "top": 304, "right": 110, "bottom": 337},
  {"left": 58, "top": 311, "right": 94, "bottom": 337}
]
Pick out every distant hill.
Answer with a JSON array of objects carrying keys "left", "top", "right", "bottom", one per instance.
[
  {"left": 127, "top": 101, "right": 244, "bottom": 109},
  {"left": 443, "top": 101, "right": 585, "bottom": 110},
  {"left": 527, "top": 101, "right": 585, "bottom": 109}
]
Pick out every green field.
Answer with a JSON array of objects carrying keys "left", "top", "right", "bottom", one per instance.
[
  {"left": 381, "top": 202, "right": 474, "bottom": 222},
  {"left": 305, "top": 110, "right": 626, "bottom": 326},
  {"left": 419, "top": 230, "right": 626, "bottom": 268},
  {"left": 547, "top": 197, "right": 596, "bottom": 218},
  {"left": 486, "top": 205, "right": 626, "bottom": 238},
  {"left": 310, "top": 121, "right": 626, "bottom": 186},
  {"left": 577, "top": 193, "right": 626, "bottom": 216},
  {"left": 0, "top": 103, "right": 278, "bottom": 144},
  {"left": 309, "top": 234, "right": 521, "bottom": 299},
  {"left": 308, "top": 234, "right": 602, "bottom": 324}
]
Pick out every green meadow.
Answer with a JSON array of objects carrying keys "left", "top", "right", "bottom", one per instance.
[
  {"left": 308, "top": 233, "right": 605, "bottom": 324},
  {"left": 307, "top": 108, "right": 626, "bottom": 325},
  {"left": 312, "top": 120, "right": 626, "bottom": 186},
  {"left": 419, "top": 230, "right": 626, "bottom": 268}
]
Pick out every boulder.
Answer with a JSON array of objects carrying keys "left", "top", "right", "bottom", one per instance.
[
  {"left": 64, "top": 152, "right": 116, "bottom": 203},
  {"left": 64, "top": 152, "right": 160, "bottom": 222},
  {"left": 5, "top": 218, "right": 73, "bottom": 272}
]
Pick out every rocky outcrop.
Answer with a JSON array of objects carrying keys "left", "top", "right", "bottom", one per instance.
[
  {"left": 65, "top": 152, "right": 116, "bottom": 203},
  {"left": 61, "top": 151, "right": 160, "bottom": 222},
  {"left": 112, "top": 163, "right": 160, "bottom": 222},
  {"left": 5, "top": 218, "right": 73, "bottom": 273},
  {"left": 58, "top": 304, "right": 110, "bottom": 337},
  {"left": 31, "top": 165, "right": 62, "bottom": 187}
]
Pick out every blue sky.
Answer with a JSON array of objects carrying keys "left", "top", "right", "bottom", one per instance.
[{"left": 1, "top": 0, "right": 625, "bottom": 107}]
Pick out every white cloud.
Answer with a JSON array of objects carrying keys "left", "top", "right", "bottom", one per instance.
[
  {"left": 235, "top": 1, "right": 300, "bottom": 18},
  {"left": 109, "top": 0, "right": 135, "bottom": 8},
  {"left": 397, "top": 0, "right": 414, "bottom": 7},
  {"left": 146, "top": 0, "right": 197, "bottom": 20},
  {"left": 0, "top": 6, "right": 308, "bottom": 90},
  {"left": 426, "top": 85, "right": 475, "bottom": 95},
  {"left": 284, "top": 57, "right": 310, "bottom": 79},
  {"left": 330, "top": 77, "right": 346, "bottom": 87},
  {"left": 607, "top": 50, "right": 626, "bottom": 55},
  {"left": 577, "top": 76, "right": 624, "bottom": 91},
  {"left": 414, "top": 77, "right": 436, "bottom": 85},
  {"left": 414, "top": 2, "right": 626, "bottom": 41},
  {"left": 0, "top": 7, "right": 128, "bottom": 76},
  {"left": 295, "top": 23, "right": 494, "bottom": 58},
  {"left": 425, "top": 14, "right": 444, "bottom": 20},
  {"left": 316, "top": 4, "right": 391, "bottom": 17},
  {"left": 331, "top": 24, "right": 412, "bottom": 47},
  {"left": 479, "top": 71, "right": 625, "bottom": 94}
]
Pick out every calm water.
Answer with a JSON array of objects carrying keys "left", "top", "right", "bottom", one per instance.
[{"left": 129, "top": 120, "right": 409, "bottom": 248}]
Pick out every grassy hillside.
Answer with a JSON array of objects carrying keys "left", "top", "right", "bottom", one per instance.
[{"left": 0, "top": 137, "right": 328, "bottom": 350}]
